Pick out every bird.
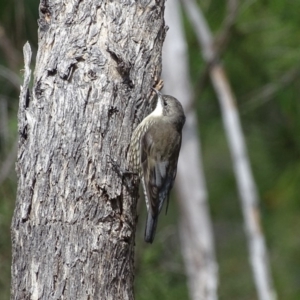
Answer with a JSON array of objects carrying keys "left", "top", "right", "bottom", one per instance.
[{"left": 129, "top": 88, "right": 185, "bottom": 243}]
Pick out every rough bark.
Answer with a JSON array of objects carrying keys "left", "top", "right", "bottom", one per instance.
[
  {"left": 11, "top": 1, "right": 166, "bottom": 299},
  {"left": 163, "top": 1, "right": 218, "bottom": 299}
]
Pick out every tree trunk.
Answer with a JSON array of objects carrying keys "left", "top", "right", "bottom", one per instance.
[
  {"left": 163, "top": 1, "right": 218, "bottom": 299},
  {"left": 11, "top": 1, "right": 166, "bottom": 299},
  {"left": 181, "top": 1, "right": 276, "bottom": 299}
]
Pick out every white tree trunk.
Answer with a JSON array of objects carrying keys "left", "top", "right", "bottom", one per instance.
[
  {"left": 163, "top": 1, "right": 218, "bottom": 299},
  {"left": 182, "top": 1, "right": 276, "bottom": 299}
]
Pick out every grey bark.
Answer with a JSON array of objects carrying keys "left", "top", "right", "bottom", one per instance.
[
  {"left": 11, "top": 1, "right": 166, "bottom": 299},
  {"left": 163, "top": 1, "right": 218, "bottom": 299}
]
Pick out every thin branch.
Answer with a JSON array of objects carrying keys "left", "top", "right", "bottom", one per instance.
[
  {"left": 214, "top": 0, "right": 239, "bottom": 56},
  {"left": 182, "top": 0, "right": 276, "bottom": 299},
  {"left": 241, "top": 67, "right": 300, "bottom": 113},
  {"left": 0, "top": 65, "right": 22, "bottom": 89},
  {"left": 195, "top": 0, "right": 239, "bottom": 98}
]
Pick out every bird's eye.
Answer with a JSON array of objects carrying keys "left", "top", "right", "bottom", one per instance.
[{"left": 163, "top": 100, "right": 167, "bottom": 107}]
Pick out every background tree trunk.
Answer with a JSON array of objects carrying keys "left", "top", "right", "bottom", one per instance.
[
  {"left": 181, "top": 1, "right": 276, "bottom": 299},
  {"left": 163, "top": 1, "right": 218, "bottom": 299},
  {"left": 11, "top": 1, "right": 166, "bottom": 299}
]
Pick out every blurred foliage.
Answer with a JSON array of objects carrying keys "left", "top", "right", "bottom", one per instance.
[{"left": 0, "top": 0, "right": 299, "bottom": 299}]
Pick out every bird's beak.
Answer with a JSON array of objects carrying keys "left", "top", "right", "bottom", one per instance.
[
  {"left": 151, "top": 87, "right": 163, "bottom": 97},
  {"left": 151, "top": 88, "right": 163, "bottom": 106}
]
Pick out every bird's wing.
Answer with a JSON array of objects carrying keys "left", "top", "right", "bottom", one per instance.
[
  {"left": 140, "top": 128, "right": 181, "bottom": 217},
  {"left": 159, "top": 136, "right": 181, "bottom": 214},
  {"left": 140, "top": 130, "right": 160, "bottom": 217}
]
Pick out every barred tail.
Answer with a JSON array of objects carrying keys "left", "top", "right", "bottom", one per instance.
[{"left": 144, "top": 212, "right": 158, "bottom": 243}]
